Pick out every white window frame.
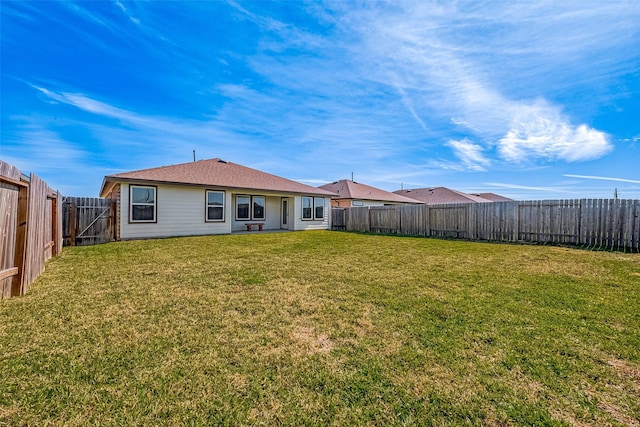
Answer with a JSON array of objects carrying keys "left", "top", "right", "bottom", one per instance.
[
  {"left": 129, "top": 185, "right": 157, "bottom": 223},
  {"left": 205, "top": 190, "right": 225, "bottom": 222},
  {"left": 314, "top": 197, "right": 325, "bottom": 220},
  {"left": 236, "top": 195, "right": 251, "bottom": 221},
  {"left": 236, "top": 195, "right": 265, "bottom": 221},
  {"left": 252, "top": 196, "right": 266, "bottom": 221},
  {"left": 302, "top": 196, "right": 313, "bottom": 220}
]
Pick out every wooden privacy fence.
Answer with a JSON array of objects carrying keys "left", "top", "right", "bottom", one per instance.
[
  {"left": 1, "top": 160, "right": 63, "bottom": 299},
  {"left": 331, "top": 199, "right": 640, "bottom": 252},
  {"left": 62, "top": 197, "right": 116, "bottom": 246}
]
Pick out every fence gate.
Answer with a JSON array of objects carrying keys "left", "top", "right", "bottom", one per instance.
[{"left": 63, "top": 197, "right": 116, "bottom": 246}]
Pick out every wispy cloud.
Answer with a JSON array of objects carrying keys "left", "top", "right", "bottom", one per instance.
[
  {"left": 393, "top": 81, "right": 431, "bottom": 134},
  {"left": 114, "top": 1, "right": 141, "bottom": 26},
  {"left": 564, "top": 174, "right": 640, "bottom": 184},
  {"left": 485, "top": 182, "right": 574, "bottom": 194},
  {"left": 31, "top": 85, "right": 151, "bottom": 125},
  {"left": 3, "top": 1, "right": 638, "bottom": 198},
  {"left": 447, "top": 139, "right": 490, "bottom": 171},
  {"left": 327, "top": 1, "right": 631, "bottom": 167}
]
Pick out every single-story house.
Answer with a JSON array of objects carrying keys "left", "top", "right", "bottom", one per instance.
[
  {"left": 470, "top": 192, "right": 513, "bottom": 202},
  {"left": 393, "top": 187, "right": 512, "bottom": 205},
  {"left": 319, "top": 179, "right": 421, "bottom": 207},
  {"left": 99, "top": 158, "right": 336, "bottom": 240}
]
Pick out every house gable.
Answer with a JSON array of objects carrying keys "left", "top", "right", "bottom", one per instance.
[
  {"left": 319, "top": 180, "right": 419, "bottom": 206},
  {"left": 394, "top": 187, "right": 511, "bottom": 204}
]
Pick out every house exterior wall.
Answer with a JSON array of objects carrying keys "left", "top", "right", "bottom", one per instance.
[
  {"left": 292, "top": 195, "right": 331, "bottom": 231},
  {"left": 333, "top": 198, "right": 402, "bottom": 207},
  {"left": 120, "top": 183, "right": 232, "bottom": 240},
  {"left": 117, "top": 183, "right": 331, "bottom": 239},
  {"left": 230, "top": 194, "right": 282, "bottom": 232},
  {"left": 352, "top": 199, "right": 388, "bottom": 207}
]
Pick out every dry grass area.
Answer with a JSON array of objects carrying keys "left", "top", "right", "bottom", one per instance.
[{"left": 1, "top": 231, "right": 639, "bottom": 426}]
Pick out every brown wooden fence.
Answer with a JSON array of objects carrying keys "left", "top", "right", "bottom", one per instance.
[
  {"left": 331, "top": 199, "right": 640, "bottom": 252},
  {"left": 1, "top": 160, "right": 63, "bottom": 298},
  {"left": 62, "top": 197, "right": 117, "bottom": 246}
]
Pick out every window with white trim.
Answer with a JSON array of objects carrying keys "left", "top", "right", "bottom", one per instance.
[
  {"left": 130, "top": 185, "right": 156, "bottom": 222},
  {"left": 236, "top": 195, "right": 250, "bottom": 220},
  {"left": 302, "top": 196, "right": 325, "bottom": 220},
  {"left": 206, "top": 190, "right": 225, "bottom": 222},
  {"left": 252, "top": 196, "right": 265, "bottom": 220},
  {"left": 302, "top": 196, "right": 313, "bottom": 220},
  {"left": 314, "top": 197, "right": 325, "bottom": 220},
  {"left": 236, "top": 195, "right": 265, "bottom": 221}
]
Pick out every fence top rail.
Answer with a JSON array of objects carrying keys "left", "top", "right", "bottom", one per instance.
[
  {"left": 339, "top": 199, "right": 640, "bottom": 207},
  {"left": 0, "top": 174, "right": 29, "bottom": 188}
]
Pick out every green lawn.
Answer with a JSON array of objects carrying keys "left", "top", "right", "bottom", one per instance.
[{"left": 1, "top": 231, "right": 639, "bottom": 426}]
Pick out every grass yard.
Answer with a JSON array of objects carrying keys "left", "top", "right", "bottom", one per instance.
[{"left": 1, "top": 231, "right": 639, "bottom": 426}]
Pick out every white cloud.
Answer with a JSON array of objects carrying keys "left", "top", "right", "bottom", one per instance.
[
  {"left": 497, "top": 102, "right": 612, "bottom": 163},
  {"left": 564, "top": 174, "right": 640, "bottom": 184},
  {"left": 485, "top": 182, "right": 573, "bottom": 194},
  {"left": 447, "top": 139, "right": 491, "bottom": 171},
  {"left": 32, "top": 85, "right": 136, "bottom": 120},
  {"left": 330, "top": 2, "right": 627, "bottom": 168}
]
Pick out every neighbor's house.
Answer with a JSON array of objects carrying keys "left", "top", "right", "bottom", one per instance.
[
  {"left": 470, "top": 192, "right": 513, "bottom": 202},
  {"left": 99, "top": 158, "right": 336, "bottom": 240},
  {"left": 319, "top": 179, "right": 421, "bottom": 207},
  {"left": 394, "top": 187, "right": 512, "bottom": 205}
]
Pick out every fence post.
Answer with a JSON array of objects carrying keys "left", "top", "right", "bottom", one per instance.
[
  {"left": 110, "top": 200, "right": 117, "bottom": 241},
  {"left": 12, "top": 184, "right": 29, "bottom": 297},
  {"left": 69, "top": 203, "right": 77, "bottom": 246},
  {"left": 51, "top": 193, "right": 60, "bottom": 256}
]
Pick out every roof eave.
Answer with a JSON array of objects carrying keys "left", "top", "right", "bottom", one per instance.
[
  {"left": 99, "top": 177, "right": 116, "bottom": 198},
  {"left": 101, "top": 176, "right": 337, "bottom": 197}
]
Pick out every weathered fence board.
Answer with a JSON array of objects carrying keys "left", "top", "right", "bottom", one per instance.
[
  {"left": 62, "top": 197, "right": 116, "bottom": 246},
  {"left": 346, "top": 206, "right": 370, "bottom": 233},
  {"left": 22, "top": 174, "right": 55, "bottom": 294},
  {"left": 400, "top": 204, "right": 427, "bottom": 236},
  {"left": 332, "top": 198, "right": 640, "bottom": 252},
  {"left": 369, "top": 206, "right": 400, "bottom": 234},
  {"left": 1, "top": 160, "right": 62, "bottom": 298},
  {"left": 0, "top": 162, "right": 22, "bottom": 298},
  {"left": 331, "top": 207, "right": 346, "bottom": 230}
]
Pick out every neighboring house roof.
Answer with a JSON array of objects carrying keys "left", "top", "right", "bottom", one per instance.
[
  {"left": 472, "top": 193, "right": 513, "bottom": 202},
  {"left": 394, "top": 187, "right": 492, "bottom": 205},
  {"left": 319, "top": 180, "right": 420, "bottom": 204},
  {"left": 100, "top": 158, "right": 337, "bottom": 197}
]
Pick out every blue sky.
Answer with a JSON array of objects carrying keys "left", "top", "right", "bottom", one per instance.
[{"left": 2, "top": 1, "right": 639, "bottom": 199}]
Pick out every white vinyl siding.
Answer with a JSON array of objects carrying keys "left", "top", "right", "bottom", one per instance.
[
  {"left": 232, "top": 195, "right": 280, "bottom": 231},
  {"left": 293, "top": 196, "right": 330, "bottom": 231},
  {"left": 352, "top": 199, "right": 403, "bottom": 207},
  {"left": 119, "top": 183, "right": 332, "bottom": 239},
  {"left": 121, "top": 184, "right": 231, "bottom": 239}
]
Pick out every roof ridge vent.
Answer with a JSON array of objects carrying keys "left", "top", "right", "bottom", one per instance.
[{"left": 218, "top": 159, "right": 228, "bottom": 164}]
